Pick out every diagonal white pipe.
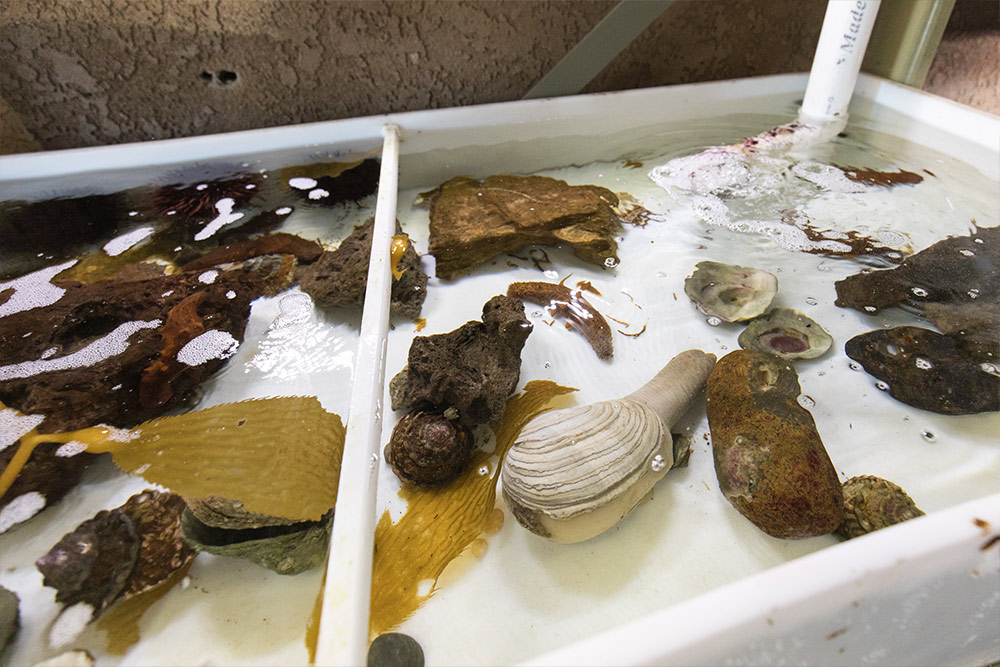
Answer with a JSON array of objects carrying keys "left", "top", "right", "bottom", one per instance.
[{"left": 315, "top": 123, "right": 400, "bottom": 666}]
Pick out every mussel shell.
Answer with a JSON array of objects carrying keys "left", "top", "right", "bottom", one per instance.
[
  {"left": 684, "top": 261, "right": 778, "bottom": 323},
  {"left": 738, "top": 308, "right": 833, "bottom": 360},
  {"left": 502, "top": 398, "right": 668, "bottom": 521}
]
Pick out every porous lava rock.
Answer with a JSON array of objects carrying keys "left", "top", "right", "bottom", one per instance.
[
  {"left": 296, "top": 218, "right": 427, "bottom": 319},
  {"left": 389, "top": 295, "right": 531, "bottom": 428}
]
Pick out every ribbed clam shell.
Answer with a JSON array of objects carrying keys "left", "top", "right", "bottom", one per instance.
[{"left": 502, "top": 398, "right": 667, "bottom": 520}]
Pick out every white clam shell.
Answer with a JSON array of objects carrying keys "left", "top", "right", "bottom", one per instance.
[{"left": 501, "top": 398, "right": 670, "bottom": 541}]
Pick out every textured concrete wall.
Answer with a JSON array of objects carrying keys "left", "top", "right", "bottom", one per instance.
[{"left": 1, "top": 0, "right": 997, "bottom": 154}]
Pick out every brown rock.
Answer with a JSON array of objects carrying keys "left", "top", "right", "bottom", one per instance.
[
  {"left": 0, "top": 267, "right": 272, "bottom": 433},
  {"left": 845, "top": 326, "right": 999, "bottom": 415},
  {"left": 389, "top": 295, "right": 531, "bottom": 428},
  {"left": 0, "top": 443, "right": 97, "bottom": 533},
  {"left": 706, "top": 350, "right": 843, "bottom": 539},
  {"left": 422, "top": 174, "right": 622, "bottom": 280},
  {"left": 834, "top": 225, "right": 999, "bottom": 315},
  {"left": 296, "top": 218, "right": 427, "bottom": 319},
  {"left": 181, "top": 232, "right": 323, "bottom": 272}
]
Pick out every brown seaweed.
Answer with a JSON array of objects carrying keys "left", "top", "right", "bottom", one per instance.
[
  {"left": 838, "top": 166, "right": 924, "bottom": 187},
  {"left": 371, "top": 380, "right": 576, "bottom": 635},
  {"left": 845, "top": 326, "right": 999, "bottom": 415},
  {"left": 421, "top": 174, "right": 623, "bottom": 280},
  {"left": 507, "top": 281, "right": 613, "bottom": 359},
  {"left": 388, "top": 295, "right": 531, "bottom": 428},
  {"left": 180, "top": 232, "right": 323, "bottom": 272}
]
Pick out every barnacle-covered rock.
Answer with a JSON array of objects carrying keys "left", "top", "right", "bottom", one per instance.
[
  {"left": 706, "top": 350, "right": 843, "bottom": 539},
  {"left": 389, "top": 295, "right": 531, "bottom": 428},
  {"left": 845, "top": 326, "right": 999, "bottom": 414},
  {"left": 836, "top": 475, "right": 924, "bottom": 540},
  {"left": 738, "top": 308, "right": 832, "bottom": 360},
  {"left": 422, "top": 174, "right": 623, "bottom": 280},
  {"left": 684, "top": 261, "right": 778, "bottom": 322},
  {"left": 385, "top": 411, "right": 474, "bottom": 486},
  {"left": 296, "top": 218, "right": 427, "bottom": 319},
  {"left": 180, "top": 496, "right": 331, "bottom": 575},
  {"left": 35, "top": 490, "right": 193, "bottom": 647}
]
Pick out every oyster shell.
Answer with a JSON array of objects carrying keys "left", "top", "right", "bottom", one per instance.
[
  {"left": 501, "top": 349, "right": 716, "bottom": 543},
  {"left": 738, "top": 308, "right": 833, "bottom": 360},
  {"left": 684, "top": 261, "right": 778, "bottom": 322},
  {"left": 180, "top": 496, "right": 331, "bottom": 575},
  {"left": 836, "top": 475, "right": 925, "bottom": 540}
]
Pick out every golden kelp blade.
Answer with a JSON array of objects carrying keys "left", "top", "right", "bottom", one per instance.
[
  {"left": 370, "top": 380, "right": 576, "bottom": 635},
  {"left": 87, "top": 397, "right": 345, "bottom": 522}
]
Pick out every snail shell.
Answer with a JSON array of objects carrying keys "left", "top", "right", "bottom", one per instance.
[{"left": 502, "top": 349, "right": 716, "bottom": 543}]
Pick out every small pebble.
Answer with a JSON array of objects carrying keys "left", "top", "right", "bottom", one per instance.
[{"left": 367, "top": 632, "right": 425, "bottom": 667}]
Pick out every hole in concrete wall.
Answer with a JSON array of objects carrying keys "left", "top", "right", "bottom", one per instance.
[{"left": 199, "top": 70, "right": 239, "bottom": 87}]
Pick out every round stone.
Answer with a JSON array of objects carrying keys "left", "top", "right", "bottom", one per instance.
[{"left": 367, "top": 632, "right": 425, "bottom": 667}]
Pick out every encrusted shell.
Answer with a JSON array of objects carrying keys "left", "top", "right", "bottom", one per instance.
[
  {"left": 836, "top": 475, "right": 925, "bottom": 540},
  {"left": 738, "top": 308, "right": 833, "bottom": 360},
  {"left": 684, "top": 261, "right": 778, "bottom": 322},
  {"left": 501, "top": 398, "right": 670, "bottom": 543}
]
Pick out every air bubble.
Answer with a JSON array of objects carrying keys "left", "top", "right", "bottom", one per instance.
[
  {"left": 875, "top": 381, "right": 889, "bottom": 391},
  {"left": 805, "top": 297, "right": 818, "bottom": 306},
  {"left": 886, "top": 344, "right": 900, "bottom": 355},
  {"left": 910, "top": 287, "right": 928, "bottom": 297},
  {"left": 980, "top": 362, "right": 999, "bottom": 377},
  {"left": 914, "top": 357, "right": 933, "bottom": 370},
  {"left": 543, "top": 362, "right": 551, "bottom": 369},
  {"left": 921, "top": 431, "right": 936, "bottom": 443},
  {"left": 656, "top": 271, "right": 667, "bottom": 279},
  {"left": 848, "top": 361, "right": 862, "bottom": 371},
  {"left": 959, "top": 249, "right": 974, "bottom": 257},
  {"left": 650, "top": 455, "right": 667, "bottom": 472},
  {"left": 478, "top": 465, "right": 490, "bottom": 476},
  {"left": 706, "top": 316, "right": 722, "bottom": 327},
  {"left": 967, "top": 288, "right": 980, "bottom": 299},
  {"left": 864, "top": 306, "right": 877, "bottom": 313},
  {"left": 603, "top": 257, "right": 619, "bottom": 268},
  {"left": 796, "top": 395, "right": 816, "bottom": 408}
]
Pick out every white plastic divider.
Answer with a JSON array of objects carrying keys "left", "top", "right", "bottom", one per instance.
[{"left": 315, "top": 124, "right": 400, "bottom": 666}]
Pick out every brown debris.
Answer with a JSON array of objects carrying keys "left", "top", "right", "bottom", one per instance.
[
  {"left": 180, "top": 232, "right": 323, "bottom": 272},
  {"left": 507, "top": 280, "right": 613, "bottom": 359},
  {"left": 838, "top": 166, "right": 924, "bottom": 187},
  {"left": 422, "top": 174, "right": 623, "bottom": 280}
]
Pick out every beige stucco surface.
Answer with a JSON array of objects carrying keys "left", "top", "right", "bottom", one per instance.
[{"left": 0, "top": 0, "right": 997, "bottom": 154}]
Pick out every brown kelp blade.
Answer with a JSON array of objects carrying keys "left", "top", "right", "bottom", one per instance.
[{"left": 370, "top": 380, "right": 576, "bottom": 635}]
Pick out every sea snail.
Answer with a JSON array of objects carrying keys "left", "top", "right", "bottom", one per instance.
[{"left": 501, "top": 349, "right": 717, "bottom": 543}]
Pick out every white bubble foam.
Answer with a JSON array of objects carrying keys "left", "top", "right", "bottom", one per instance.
[
  {"left": 0, "top": 407, "right": 46, "bottom": 452},
  {"left": 0, "top": 491, "right": 46, "bottom": 533},
  {"left": 193, "top": 198, "right": 245, "bottom": 242},
  {"left": 0, "top": 320, "right": 162, "bottom": 380},
  {"left": 55, "top": 440, "right": 88, "bottom": 457},
  {"left": 176, "top": 330, "right": 240, "bottom": 366},
  {"left": 288, "top": 177, "right": 318, "bottom": 190},
  {"left": 198, "top": 270, "right": 219, "bottom": 284},
  {"left": 102, "top": 226, "right": 155, "bottom": 257},
  {"left": 0, "top": 260, "right": 78, "bottom": 318},
  {"left": 308, "top": 188, "right": 330, "bottom": 200}
]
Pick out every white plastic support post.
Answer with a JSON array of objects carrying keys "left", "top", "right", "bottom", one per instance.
[
  {"left": 315, "top": 123, "right": 400, "bottom": 667},
  {"left": 801, "top": 0, "right": 883, "bottom": 127}
]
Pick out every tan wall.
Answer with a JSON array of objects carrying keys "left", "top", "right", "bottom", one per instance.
[{"left": 1, "top": 0, "right": 997, "bottom": 154}]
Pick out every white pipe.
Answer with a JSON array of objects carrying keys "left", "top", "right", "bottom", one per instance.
[
  {"left": 315, "top": 123, "right": 400, "bottom": 666},
  {"left": 800, "top": 0, "right": 882, "bottom": 126}
]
